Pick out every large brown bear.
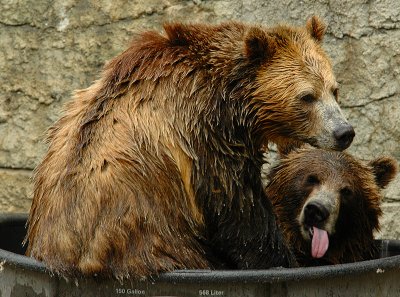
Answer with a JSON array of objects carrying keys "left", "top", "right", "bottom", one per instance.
[
  {"left": 266, "top": 147, "right": 398, "bottom": 266},
  {"left": 26, "top": 17, "right": 354, "bottom": 279}
]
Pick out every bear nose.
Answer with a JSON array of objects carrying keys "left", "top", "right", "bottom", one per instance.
[
  {"left": 333, "top": 124, "right": 355, "bottom": 150},
  {"left": 304, "top": 201, "right": 330, "bottom": 226}
]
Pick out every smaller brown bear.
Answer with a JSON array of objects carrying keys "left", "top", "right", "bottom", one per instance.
[{"left": 266, "top": 147, "right": 398, "bottom": 266}]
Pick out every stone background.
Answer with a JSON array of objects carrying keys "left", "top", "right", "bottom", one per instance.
[{"left": 0, "top": 0, "right": 399, "bottom": 238}]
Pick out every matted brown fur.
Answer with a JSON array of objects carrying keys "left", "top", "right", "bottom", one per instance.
[
  {"left": 266, "top": 147, "right": 398, "bottom": 265},
  {"left": 26, "top": 17, "right": 351, "bottom": 279}
]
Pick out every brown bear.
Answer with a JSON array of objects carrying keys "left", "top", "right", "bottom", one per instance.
[
  {"left": 266, "top": 147, "right": 398, "bottom": 266},
  {"left": 25, "top": 17, "right": 354, "bottom": 279}
]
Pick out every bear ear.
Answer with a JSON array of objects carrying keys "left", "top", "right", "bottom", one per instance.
[
  {"left": 306, "top": 15, "right": 326, "bottom": 42},
  {"left": 245, "top": 27, "right": 276, "bottom": 63},
  {"left": 368, "top": 156, "right": 398, "bottom": 189}
]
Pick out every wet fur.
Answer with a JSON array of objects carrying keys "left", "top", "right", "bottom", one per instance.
[
  {"left": 266, "top": 147, "right": 398, "bottom": 266},
  {"left": 27, "top": 18, "right": 335, "bottom": 278}
]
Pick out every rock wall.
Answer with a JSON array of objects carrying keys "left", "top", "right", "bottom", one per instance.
[{"left": 0, "top": 0, "right": 399, "bottom": 238}]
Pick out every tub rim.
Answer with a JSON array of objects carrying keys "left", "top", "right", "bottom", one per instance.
[{"left": 1, "top": 213, "right": 399, "bottom": 284}]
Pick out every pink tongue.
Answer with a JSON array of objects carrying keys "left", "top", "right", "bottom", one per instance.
[{"left": 311, "top": 226, "right": 329, "bottom": 258}]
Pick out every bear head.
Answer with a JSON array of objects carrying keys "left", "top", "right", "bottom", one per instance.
[
  {"left": 245, "top": 16, "right": 355, "bottom": 153},
  {"left": 266, "top": 147, "right": 398, "bottom": 265}
]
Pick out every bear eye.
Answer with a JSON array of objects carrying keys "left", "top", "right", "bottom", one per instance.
[
  {"left": 340, "top": 187, "right": 353, "bottom": 198},
  {"left": 306, "top": 174, "right": 320, "bottom": 185},
  {"left": 300, "top": 94, "right": 317, "bottom": 103}
]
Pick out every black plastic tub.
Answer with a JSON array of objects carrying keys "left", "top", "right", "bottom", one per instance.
[{"left": 1, "top": 213, "right": 400, "bottom": 297}]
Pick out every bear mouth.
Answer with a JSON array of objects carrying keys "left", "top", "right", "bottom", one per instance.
[{"left": 307, "top": 226, "right": 329, "bottom": 259}]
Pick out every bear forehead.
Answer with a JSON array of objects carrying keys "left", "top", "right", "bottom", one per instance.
[
  {"left": 281, "top": 149, "right": 375, "bottom": 186},
  {"left": 271, "top": 28, "right": 335, "bottom": 89}
]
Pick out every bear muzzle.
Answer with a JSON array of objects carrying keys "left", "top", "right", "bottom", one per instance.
[
  {"left": 303, "top": 201, "right": 331, "bottom": 258},
  {"left": 299, "top": 188, "right": 341, "bottom": 258},
  {"left": 313, "top": 99, "right": 355, "bottom": 151}
]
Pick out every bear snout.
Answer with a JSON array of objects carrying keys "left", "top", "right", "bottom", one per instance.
[
  {"left": 333, "top": 124, "right": 355, "bottom": 150},
  {"left": 312, "top": 99, "right": 355, "bottom": 151},
  {"left": 304, "top": 201, "right": 329, "bottom": 228},
  {"left": 299, "top": 187, "right": 340, "bottom": 242}
]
